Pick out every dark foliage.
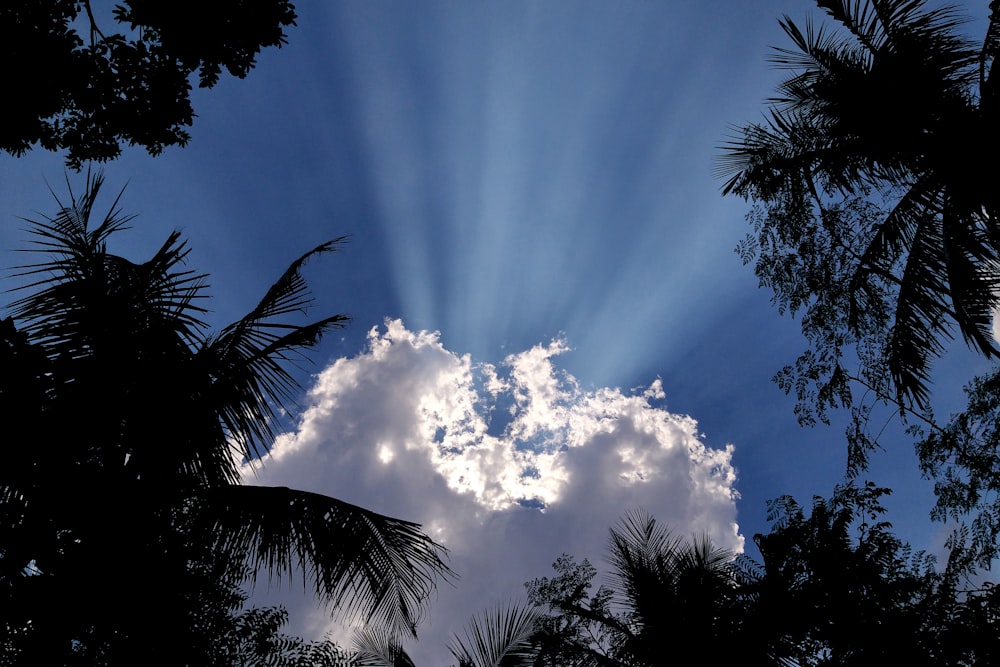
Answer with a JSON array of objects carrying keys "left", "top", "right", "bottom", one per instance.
[
  {"left": 523, "top": 499, "right": 999, "bottom": 667},
  {"left": 525, "top": 510, "right": 766, "bottom": 666},
  {"left": 719, "top": 0, "right": 1000, "bottom": 561},
  {"left": 1, "top": 0, "right": 297, "bottom": 167},
  {"left": 746, "top": 482, "right": 1000, "bottom": 666},
  {"left": 0, "top": 174, "right": 451, "bottom": 663},
  {"left": 447, "top": 604, "right": 539, "bottom": 667}
]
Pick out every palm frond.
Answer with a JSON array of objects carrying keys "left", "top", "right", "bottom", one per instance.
[
  {"left": 248, "top": 239, "right": 349, "bottom": 320},
  {"left": 939, "top": 208, "right": 1000, "bottom": 358},
  {"left": 606, "top": 509, "right": 684, "bottom": 606},
  {"left": 196, "top": 485, "right": 453, "bottom": 639},
  {"left": 717, "top": 110, "right": 823, "bottom": 198},
  {"left": 678, "top": 533, "right": 738, "bottom": 577},
  {"left": 877, "top": 201, "right": 1000, "bottom": 408},
  {"left": 852, "top": 177, "right": 939, "bottom": 283},
  {"left": 816, "top": 0, "right": 914, "bottom": 52},
  {"left": 448, "top": 602, "right": 539, "bottom": 667},
  {"left": 351, "top": 626, "right": 416, "bottom": 667},
  {"left": 724, "top": 0, "right": 978, "bottom": 199},
  {"left": 8, "top": 173, "right": 208, "bottom": 353},
  {"left": 885, "top": 209, "right": 954, "bottom": 407},
  {"left": 815, "top": 0, "right": 973, "bottom": 59},
  {"left": 771, "top": 13, "right": 869, "bottom": 77},
  {"left": 603, "top": 510, "right": 744, "bottom": 665},
  {"left": 201, "top": 241, "right": 350, "bottom": 462},
  {"left": 982, "top": 1, "right": 1000, "bottom": 94}
]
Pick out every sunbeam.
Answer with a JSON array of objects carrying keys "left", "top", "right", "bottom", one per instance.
[{"left": 329, "top": 1, "right": 755, "bottom": 386}]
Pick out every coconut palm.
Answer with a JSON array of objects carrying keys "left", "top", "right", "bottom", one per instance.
[
  {"left": 601, "top": 511, "right": 748, "bottom": 665},
  {"left": 527, "top": 510, "right": 770, "bottom": 667},
  {"left": 0, "top": 173, "right": 451, "bottom": 663},
  {"left": 718, "top": 0, "right": 1000, "bottom": 410}
]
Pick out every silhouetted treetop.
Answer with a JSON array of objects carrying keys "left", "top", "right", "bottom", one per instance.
[
  {"left": 0, "top": 173, "right": 452, "bottom": 662},
  {"left": 2, "top": 0, "right": 297, "bottom": 167},
  {"left": 718, "top": 0, "right": 1000, "bottom": 563}
]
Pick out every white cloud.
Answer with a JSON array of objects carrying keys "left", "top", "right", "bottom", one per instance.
[
  {"left": 993, "top": 307, "right": 1000, "bottom": 347},
  {"left": 245, "top": 319, "right": 742, "bottom": 663}
]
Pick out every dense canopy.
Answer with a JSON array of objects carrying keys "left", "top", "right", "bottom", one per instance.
[{"left": 2, "top": 0, "right": 297, "bottom": 167}]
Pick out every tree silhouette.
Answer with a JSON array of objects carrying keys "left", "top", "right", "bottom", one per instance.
[
  {"left": 344, "top": 605, "right": 540, "bottom": 667},
  {"left": 521, "top": 502, "right": 1000, "bottom": 666},
  {"left": 2, "top": 0, "right": 298, "bottom": 167},
  {"left": 0, "top": 173, "right": 451, "bottom": 663},
  {"left": 526, "top": 511, "right": 762, "bottom": 666},
  {"left": 719, "top": 0, "right": 1000, "bottom": 410},
  {"left": 718, "top": 0, "right": 1000, "bottom": 561},
  {"left": 746, "top": 483, "right": 1000, "bottom": 666},
  {"left": 338, "top": 513, "right": 750, "bottom": 667}
]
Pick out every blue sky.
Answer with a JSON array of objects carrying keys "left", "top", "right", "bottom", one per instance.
[{"left": 2, "top": 0, "right": 992, "bottom": 662}]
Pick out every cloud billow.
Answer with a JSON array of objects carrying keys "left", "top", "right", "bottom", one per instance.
[{"left": 247, "top": 319, "right": 742, "bottom": 660}]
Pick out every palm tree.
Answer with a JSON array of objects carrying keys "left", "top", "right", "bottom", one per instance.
[
  {"left": 718, "top": 0, "right": 1000, "bottom": 411},
  {"left": 527, "top": 510, "right": 770, "bottom": 667},
  {"left": 340, "top": 513, "right": 761, "bottom": 667},
  {"left": 0, "top": 173, "right": 451, "bottom": 663},
  {"left": 600, "top": 511, "right": 748, "bottom": 665}
]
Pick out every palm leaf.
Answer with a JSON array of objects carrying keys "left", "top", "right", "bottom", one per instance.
[
  {"left": 201, "top": 241, "right": 350, "bottom": 462},
  {"left": 606, "top": 509, "right": 684, "bottom": 608},
  {"left": 448, "top": 602, "right": 539, "bottom": 667},
  {"left": 941, "top": 216, "right": 1000, "bottom": 357},
  {"left": 194, "top": 485, "right": 452, "bottom": 639},
  {"left": 604, "top": 510, "right": 743, "bottom": 663},
  {"left": 717, "top": 106, "right": 828, "bottom": 198},
  {"left": 351, "top": 626, "right": 416, "bottom": 667}
]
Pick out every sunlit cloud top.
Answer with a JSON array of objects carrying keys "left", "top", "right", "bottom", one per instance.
[{"left": 260, "top": 319, "right": 739, "bottom": 522}]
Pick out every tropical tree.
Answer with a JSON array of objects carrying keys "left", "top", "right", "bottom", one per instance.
[
  {"left": 0, "top": 173, "right": 451, "bottom": 663},
  {"left": 718, "top": 0, "right": 1000, "bottom": 561},
  {"left": 745, "top": 482, "right": 1000, "bottom": 666},
  {"left": 719, "top": 0, "right": 999, "bottom": 410},
  {"left": 2, "top": 0, "right": 299, "bottom": 167},
  {"left": 526, "top": 510, "right": 764, "bottom": 667},
  {"left": 520, "top": 501, "right": 1000, "bottom": 667},
  {"left": 341, "top": 513, "right": 750, "bottom": 667}
]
